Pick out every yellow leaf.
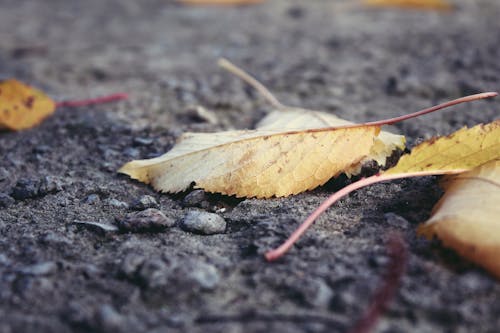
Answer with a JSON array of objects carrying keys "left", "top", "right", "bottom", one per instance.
[
  {"left": 257, "top": 108, "right": 405, "bottom": 176},
  {"left": 0, "top": 79, "right": 56, "bottom": 131},
  {"left": 178, "top": 0, "right": 264, "bottom": 5},
  {"left": 385, "top": 121, "right": 500, "bottom": 175},
  {"left": 364, "top": 0, "right": 452, "bottom": 10},
  {"left": 266, "top": 120, "right": 500, "bottom": 261},
  {"left": 418, "top": 160, "right": 500, "bottom": 279},
  {"left": 120, "top": 59, "right": 407, "bottom": 198},
  {"left": 119, "top": 125, "right": 380, "bottom": 198}
]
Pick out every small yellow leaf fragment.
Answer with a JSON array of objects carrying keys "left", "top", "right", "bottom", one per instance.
[
  {"left": 385, "top": 121, "right": 500, "bottom": 175},
  {"left": 364, "top": 0, "right": 452, "bottom": 10},
  {"left": 0, "top": 79, "right": 56, "bottom": 130},
  {"left": 178, "top": 0, "right": 264, "bottom": 5},
  {"left": 419, "top": 159, "right": 500, "bottom": 279}
]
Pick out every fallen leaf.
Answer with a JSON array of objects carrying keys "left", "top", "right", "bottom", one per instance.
[
  {"left": 257, "top": 108, "right": 405, "bottom": 176},
  {"left": 266, "top": 119, "right": 500, "bottom": 260},
  {"left": 120, "top": 125, "right": 381, "bottom": 198},
  {"left": 364, "top": 0, "right": 452, "bottom": 10},
  {"left": 178, "top": 0, "right": 264, "bottom": 5},
  {"left": 418, "top": 159, "right": 500, "bottom": 279},
  {"left": 384, "top": 121, "right": 500, "bottom": 175},
  {"left": 0, "top": 79, "right": 56, "bottom": 130},
  {"left": 120, "top": 59, "right": 412, "bottom": 198}
]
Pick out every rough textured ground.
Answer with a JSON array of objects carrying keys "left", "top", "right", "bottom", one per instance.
[{"left": 0, "top": 1, "right": 499, "bottom": 332}]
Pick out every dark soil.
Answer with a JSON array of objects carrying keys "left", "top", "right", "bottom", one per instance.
[{"left": 1, "top": 1, "right": 499, "bottom": 332}]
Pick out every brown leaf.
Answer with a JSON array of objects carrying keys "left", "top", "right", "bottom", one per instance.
[
  {"left": 419, "top": 159, "right": 500, "bottom": 279},
  {"left": 0, "top": 79, "right": 56, "bottom": 130}
]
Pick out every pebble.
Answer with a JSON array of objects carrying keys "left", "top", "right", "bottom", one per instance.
[
  {"left": 137, "top": 258, "right": 170, "bottom": 288},
  {"left": 384, "top": 212, "right": 410, "bottom": 230},
  {"left": 120, "top": 253, "right": 146, "bottom": 279},
  {"left": 187, "top": 261, "right": 220, "bottom": 290},
  {"left": 106, "top": 198, "right": 129, "bottom": 209},
  {"left": 133, "top": 137, "right": 154, "bottom": 146},
  {"left": 95, "top": 304, "right": 126, "bottom": 332},
  {"left": 130, "top": 195, "right": 159, "bottom": 210},
  {"left": 19, "top": 261, "right": 57, "bottom": 276},
  {"left": 10, "top": 176, "right": 62, "bottom": 200},
  {"left": 180, "top": 210, "right": 226, "bottom": 235},
  {"left": 85, "top": 194, "right": 101, "bottom": 205},
  {"left": 0, "top": 193, "right": 15, "bottom": 208},
  {"left": 182, "top": 190, "right": 209, "bottom": 208},
  {"left": 0, "top": 167, "right": 9, "bottom": 181},
  {"left": 38, "top": 176, "right": 63, "bottom": 195},
  {"left": 74, "top": 221, "right": 119, "bottom": 234},
  {"left": 11, "top": 178, "right": 39, "bottom": 200},
  {"left": 123, "top": 147, "right": 140, "bottom": 158},
  {"left": 117, "top": 209, "right": 175, "bottom": 232}
]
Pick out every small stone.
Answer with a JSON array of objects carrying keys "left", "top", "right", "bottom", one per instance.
[
  {"left": 74, "top": 221, "right": 119, "bottom": 234},
  {"left": 182, "top": 190, "right": 208, "bottom": 208},
  {"left": 118, "top": 209, "right": 174, "bottom": 233},
  {"left": 95, "top": 304, "right": 126, "bottom": 332},
  {"left": 38, "top": 176, "right": 63, "bottom": 195},
  {"left": 0, "top": 167, "right": 9, "bottom": 181},
  {"left": 187, "top": 261, "right": 220, "bottom": 290},
  {"left": 384, "top": 212, "right": 410, "bottom": 230},
  {"left": 11, "top": 178, "right": 39, "bottom": 200},
  {"left": 19, "top": 261, "right": 57, "bottom": 276},
  {"left": 0, "top": 254, "right": 11, "bottom": 266},
  {"left": 120, "top": 254, "right": 146, "bottom": 279},
  {"left": 130, "top": 195, "right": 159, "bottom": 210},
  {"left": 0, "top": 193, "right": 15, "bottom": 208},
  {"left": 106, "top": 198, "right": 129, "bottom": 209},
  {"left": 85, "top": 194, "right": 100, "bottom": 205},
  {"left": 137, "top": 258, "right": 170, "bottom": 288},
  {"left": 133, "top": 137, "right": 154, "bottom": 146},
  {"left": 180, "top": 210, "right": 226, "bottom": 235},
  {"left": 287, "top": 5, "right": 305, "bottom": 19},
  {"left": 33, "top": 145, "right": 51, "bottom": 154},
  {"left": 123, "top": 147, "right": 140, "bottom": 158}
]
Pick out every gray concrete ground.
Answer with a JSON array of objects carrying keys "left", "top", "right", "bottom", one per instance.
[{"left": 0, "top": 1, "right": 499, "bottom": 332}]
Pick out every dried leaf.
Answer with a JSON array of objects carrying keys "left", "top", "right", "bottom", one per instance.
[
  {"left": 178, "top": 0, "right": 264, "bottom": 5},
  {"left": 385, "top": 121, "right": 500, "bottom": 175},
  {"left": 266, "top": 120, "right": 500, "bottom": 260},
  {"left": 257, "top": 108, "right": 405, "bottom": 176},
  {"left": 120, "top": 125, "right": 381, "bottom": 198},
  {"left": 364, "top": 0, "right": 452, "bottom": 10},
  {"left": 120, "top": 59, "right": 410, "bottom": 198},
  {"left": 0, "top": 79, "right": 56, "bottom": 130},
  {"left": 418, "top": 160, "right": 500, "bottom": 279}
]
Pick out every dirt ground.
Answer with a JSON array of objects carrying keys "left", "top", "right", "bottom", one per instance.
[{"left": 1, "top": 0, "right": 499, "bottom": 332}]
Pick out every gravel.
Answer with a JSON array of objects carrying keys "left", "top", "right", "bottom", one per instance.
[{"left": 180, "top": 210, "right": 227, "bottom": 235}]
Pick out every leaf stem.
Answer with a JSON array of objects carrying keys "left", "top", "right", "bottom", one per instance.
[
  {"left": 362, "top": 92, "right": 498, "bottom": 127},
  {"left": 218, "top": 58, "right": 286, "bottom": 110},
  {"left": 348, "top": 233, "right": 408, "bottom": 333},
  {"left": 265, "top": 169, "right": 466, "bottom": 261},
  {"left": 56, "top": 93, "right": 129, "bottom": 108}
]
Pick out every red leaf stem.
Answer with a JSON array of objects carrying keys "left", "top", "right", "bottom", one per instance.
[
  {"left": 348, "top": 233, "right": 408, "bottom": 333},
  {"left": 56, "top": 93, "right": 128, "bottom": 108}
]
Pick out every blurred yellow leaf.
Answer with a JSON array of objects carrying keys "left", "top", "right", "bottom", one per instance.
[
  {"left": 178, "top": 0, "right": 264, "bottom": 5},
  {"left": 364, "top": 0, "right": 452, "bottom": 10},
  {"left": 419, "top": 159, "right": 500, "bottom": 279},
  {"left": 0, "top": 79, "right": 56, "bottom": 131}
]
